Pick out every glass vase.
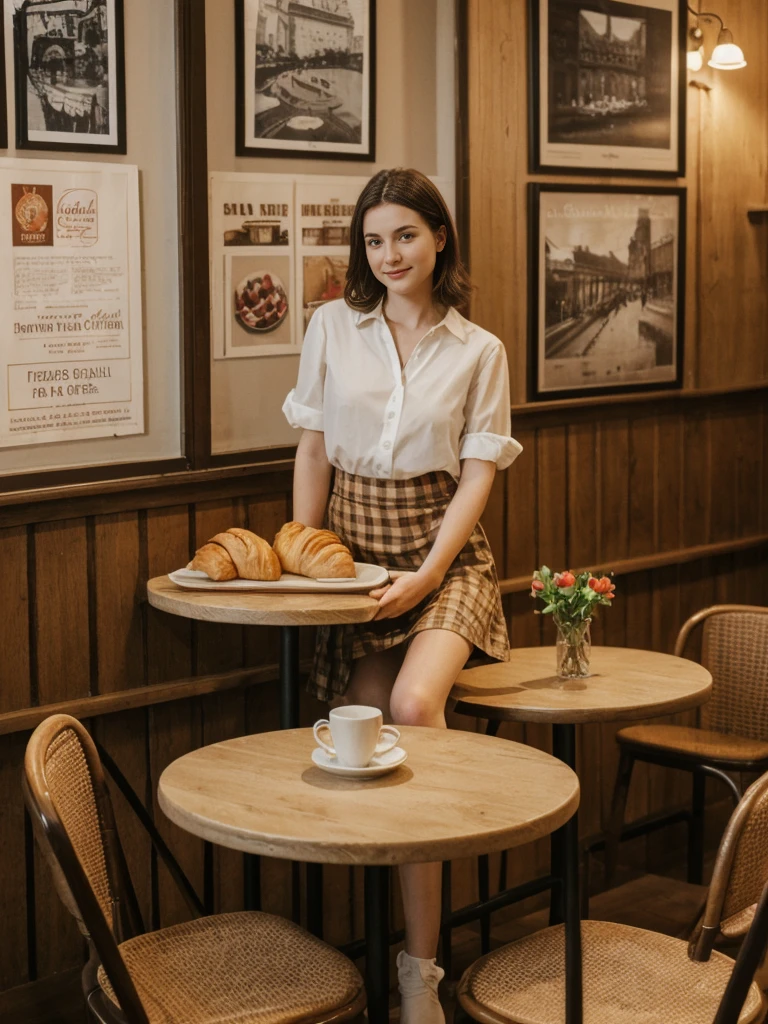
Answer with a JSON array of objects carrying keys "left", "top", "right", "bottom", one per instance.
[{"left": 554, "top": 617, "right": 592, "bottom": 679}]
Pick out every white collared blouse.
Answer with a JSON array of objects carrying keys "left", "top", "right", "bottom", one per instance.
[{"left": 282, "top": 298, "right": 523, "bottom": 481}]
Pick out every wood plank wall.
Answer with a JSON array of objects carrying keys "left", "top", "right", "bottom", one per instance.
[{"left": 1, "top": 0, "right": 768, "bottom": 1006}]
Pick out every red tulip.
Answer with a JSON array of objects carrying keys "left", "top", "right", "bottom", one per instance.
[
  {"left": 554, "top": 571, "right": 576, "bottom": 588},
  {"left": 531, "top": 579, "right": 545, "bottom": 592},
  {"left": 589, "top": 576, "right": 615, "bottom": 595}
]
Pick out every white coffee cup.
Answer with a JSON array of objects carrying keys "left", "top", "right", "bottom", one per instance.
[{"left": 313, "top": 706, "right": 400, "bottom": 768}]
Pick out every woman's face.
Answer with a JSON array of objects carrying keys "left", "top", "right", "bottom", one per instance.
[{"left": 362, "top": 203, "right": 446, "bottom": 299}]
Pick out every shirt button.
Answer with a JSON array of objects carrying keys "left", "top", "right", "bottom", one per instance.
[{"left": 383, "top": 441, "right": 391, "bottom": 450}]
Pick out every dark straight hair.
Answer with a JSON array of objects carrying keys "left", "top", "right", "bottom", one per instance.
[{"left": 344, "top": 168, "right": 471, "bottom": 313}]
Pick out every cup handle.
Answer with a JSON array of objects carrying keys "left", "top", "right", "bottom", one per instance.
[
  {"left": 375, "top": 725, "right": 400, "bottom": 755},
  {"left": 313, "top": 720, "right": 336, "bottom": 756}
]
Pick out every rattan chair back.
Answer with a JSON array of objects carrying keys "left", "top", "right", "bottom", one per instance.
[
  {"left": 23, "top": 714, "right": 149, "bottom": 1023},
  {"left": 690, "top": 769, "right": 768, "bottom": 960},
  {"left": 676, "top": 605, "right": 768, "bottom": 740}
]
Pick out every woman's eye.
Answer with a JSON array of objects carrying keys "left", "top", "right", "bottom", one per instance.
[
  {"left": 367, "top": 238, "right": 382, "bottom": 247},
  {"left": 399, "top": 233, "right": 413, "bottom": 241}
]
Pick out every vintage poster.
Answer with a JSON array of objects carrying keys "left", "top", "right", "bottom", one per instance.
[
  {"left": 210, "top": 172, "right": 296, "bottom": 358},
  {"left": 0, "top": 158, "right": 143, "bottom": 448},
  {"left": 295, "top": 179, "right": 365, "bottom": 337}
]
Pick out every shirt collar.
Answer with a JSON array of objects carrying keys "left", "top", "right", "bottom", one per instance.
[{"left": 354, "top": 301, "right": 468, "bottom": 343}]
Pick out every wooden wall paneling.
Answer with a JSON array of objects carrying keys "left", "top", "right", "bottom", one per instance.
[
  {"left": 597, "top": 419, "right": 629, "bottom": 567},
  {"left": 244, "top": 496, "right": 288, "bottom": 674},
  {"left": 482, "top": 468, "right": 506, "bottom": 571},
  {"left": 536, "top": 427, "right": 567, "bottom": 574},
  {"left": 32, "top": 518, "right": 90, "bottom": 979},
  {"left": 730, "top": 405, "right": 763, "bottom": 540},
  {"left": 709, "top": 410, "right": 743, "bottom": 544},
  {"left": 466, "top": 0, "right": 527, "bottom": 403},
  {"left": 91, "top": 512, "right": 152, "bottom": 925},
  {"left": 0, "top": 527, "right": 30, "bottom": 713},
  {"left": 655, "top": 412, "right": 683, "bottom": 553},
  {"left": 682, "top": 410, "right": 711, "bottom": 548},
  {"left": 628, "top": 415, "right": 656, "bottom": 558},
  {"left": 0, "top": 733, "right": 29, "bottom": 990},
  {"left": 146, "top": 507, "right": 202, "bottom": 928},
  {"left": 696, "top": 0, "right": 768, "bottom": 390},
  {"left": 505, "top": 427, "right": 537, "bottom": 586},
  {"left": 566, "top": 421, "right": 598, "bottom": 570}
]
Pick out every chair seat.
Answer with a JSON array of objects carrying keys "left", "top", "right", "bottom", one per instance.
[
  {"left": 457, "top": 921, "right": 764, "bottom": 1024},
  {"left": 97, "top": 911, "right": 365, "bottom": 1024},
  {"left": 617, "top": 724, "right": 768, "bottom": 765}
]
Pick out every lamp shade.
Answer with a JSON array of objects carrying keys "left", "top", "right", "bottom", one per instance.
[
  {"left": 708, "top": 30, "right": 747, "bottom": 70},
  {"left": 687, "top": 46, "right": 704, "bottom": 72}
]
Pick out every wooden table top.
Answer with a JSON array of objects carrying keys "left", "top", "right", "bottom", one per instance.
[
  {"left": 157, "top": 726, "right": 580, "bottom": 865},
  {"left": 451, "top": 647, "right": 712, "bottom": 724},
  {"left": 147, "top": 575, "right": 379, "bottom": 627}
]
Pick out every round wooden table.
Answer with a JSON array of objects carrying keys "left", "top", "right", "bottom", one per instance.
[
  {"left": 147, "top": 574, "right": 379, "bottom": 929},
  {"left": 158, "top": 725, "right": 580, "bottom": 1024},
  {"left": 449, "top": 646, "right": 713, "bottom": 1024}
]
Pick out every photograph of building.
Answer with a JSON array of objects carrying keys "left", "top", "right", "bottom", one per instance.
[
  {"left": 539, "top": 189, "right": 680, "bottom": 392},
  {"left": 247, "top": 0, "right": 368, "bottom": 146},
  {"left": 14, "top": 0, "right": 111, "bottom": 135},
  {"left": 546, "top": 0, "right": 673, "bottom": 149}
]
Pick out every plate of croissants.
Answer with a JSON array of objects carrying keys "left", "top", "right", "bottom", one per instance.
[{"left": 168, "top": 521, "right": 390, "bottom": 593}]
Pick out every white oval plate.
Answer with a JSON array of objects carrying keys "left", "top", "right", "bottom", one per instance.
[
  {"left": 168, "top": 561, "right": 389, "bottom": 593},
  {"left": 311, "top": 746, "right": 408, "bottom": 779}
]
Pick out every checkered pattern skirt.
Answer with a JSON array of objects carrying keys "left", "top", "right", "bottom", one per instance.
[{"left": 309, "top": 469, "right": 510, "bottom": 702}]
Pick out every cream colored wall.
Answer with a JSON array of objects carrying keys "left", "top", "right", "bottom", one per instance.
[
  {"left": 0, "top": 0, "right": 181, "bottom": 476},
  {"left": 207, "top": 0, "right": 454, "bottom": 454}
]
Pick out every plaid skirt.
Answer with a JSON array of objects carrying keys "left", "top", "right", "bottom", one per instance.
[{"left": 309, "top": 469, "right": 510, "bottom": 702}]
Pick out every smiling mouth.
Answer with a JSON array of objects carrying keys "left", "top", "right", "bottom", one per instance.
[{"left": 385, "top": 267, "right": 412, "bottom": 277}]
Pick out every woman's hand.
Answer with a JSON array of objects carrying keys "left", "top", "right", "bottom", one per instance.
[{"left": 369, "top": 569, "right": 442, "bottom": 621}]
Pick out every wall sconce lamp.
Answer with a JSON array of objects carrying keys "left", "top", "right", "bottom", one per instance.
[{"left": 686, "top": 5, "right": 747, "bottom": 71}]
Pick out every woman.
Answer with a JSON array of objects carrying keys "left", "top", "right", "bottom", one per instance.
[{"left": 283, "top": 168, "right": 521, "bottom": 1023}]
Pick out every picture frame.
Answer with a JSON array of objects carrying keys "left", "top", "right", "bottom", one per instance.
[
  {"left": 235, "top": 0, "right": 376, "bottom": 161},
  {"left": 529, "top": 0, "right": 686, "bottom": 176},
  {"left": 12, "top": 0, "right": 126, "bottom": 155},
  {"left": 0, "top": 14, "right": 7, "bottom": 149},
  {"left": 528, "top": 183, "right": 686, "bottom": 401}
]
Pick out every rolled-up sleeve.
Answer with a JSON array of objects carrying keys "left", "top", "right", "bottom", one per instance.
[
  {"left": 459, "top": 343, "right": 523, "bottom": 469},
  {"left": 282, "top": 306, "right": 327, "bottom": 432}
]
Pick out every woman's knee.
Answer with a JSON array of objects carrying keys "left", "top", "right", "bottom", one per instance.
[{"left": 389, "top": 686, "right": 442, "bottom": 727}]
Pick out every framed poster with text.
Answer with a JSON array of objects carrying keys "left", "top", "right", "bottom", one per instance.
[
  {"left": 0, "top": 158, "right": 143, "bottom": 447},
  {"left": 529, "top": 0, "right": 685, "bottom": 175},
  {"left": 235, "top": 0, "right": 376, "bottom": 161}
]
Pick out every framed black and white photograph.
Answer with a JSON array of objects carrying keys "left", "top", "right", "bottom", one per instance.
[
  {"left": 529, "top": 0, "right": 685, "bottom": 175},
  {"left": 528, "top": 183, "right": 685, "bottom": 400},
  {"left": 12, "top": 0, "right": 126, "bottom": 154},
  {"left": 235, "top": 0, "right": 376, "bottom": 161}
]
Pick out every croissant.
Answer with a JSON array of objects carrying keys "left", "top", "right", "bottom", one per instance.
[
  {"left": 188, "top": 528, "right": 281, "bottom": 581},
  {"left": 273, "top": 521, "right": 355, "bottom": 579},
  {"left": 187, "top": 542, "right": 238, "bottom": 581}
]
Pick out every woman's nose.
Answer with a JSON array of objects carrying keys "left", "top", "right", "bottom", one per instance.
[{"left": 385, "top": 248, "right": 401, "bottom": 266}]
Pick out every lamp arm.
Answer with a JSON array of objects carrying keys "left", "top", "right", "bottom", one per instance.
[{"left": 686, "top": 5, "right": 724, "bottom": 31}]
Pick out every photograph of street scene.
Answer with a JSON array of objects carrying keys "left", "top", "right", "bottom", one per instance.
[
  {"left": 535, "top": 188, "right": 682, "bottom": 396},
  {"left": 13, "top": 0, "right": 121, "bottom": 148},
  {"left": 241, "top": 0, "right": 371, "bottom": 156},
  {"left": 546, "top": 0, "right": 673, "bottom": 149}
]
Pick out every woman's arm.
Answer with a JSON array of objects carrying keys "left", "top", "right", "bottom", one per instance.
[
  {"left": 371, "top": 458, "right": 497, "bottom": 619},
  {"left": 292, "top": 429, "right": 333, "bottom": 529}
]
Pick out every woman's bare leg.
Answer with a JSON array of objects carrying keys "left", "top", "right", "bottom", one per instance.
[
  {"left": 390, "top": 629, "right": 472, "bottom": 958},
  {"left": 335, "top": 644, "right": 405, "bottom": 720}
]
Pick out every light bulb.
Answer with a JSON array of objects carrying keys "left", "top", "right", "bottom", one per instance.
[{"left": 687, "top": 46, "right": 704, "bottom": 72}]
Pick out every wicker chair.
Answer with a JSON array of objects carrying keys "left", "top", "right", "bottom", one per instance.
[
  {"left": 456, "top": 769, "right": 768, "bottom": 1023},
  {"left": 606, "top": 605, "right": 768, "bottom": 884},
  {"left": 23, "top": 714, "right": 366, "bottom": 1024}
]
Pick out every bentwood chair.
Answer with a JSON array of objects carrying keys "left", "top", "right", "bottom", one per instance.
[
  {"left": 23, "top": 714, "right": 366, "bottom": 1024},
  {"left": 456, "top": 769, "right": 768, "bottom": 1023},
  {"left": 607, "top": 605, "right": 768, "bottom": 884}
]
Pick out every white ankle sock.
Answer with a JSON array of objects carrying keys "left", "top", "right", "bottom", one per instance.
[{"left": 397, "top": 950, "right": 445, "bottom": 1024}]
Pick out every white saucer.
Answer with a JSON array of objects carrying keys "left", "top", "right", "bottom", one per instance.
[{"left": 311, "top": 746, "right": 407, "bottom": 779}]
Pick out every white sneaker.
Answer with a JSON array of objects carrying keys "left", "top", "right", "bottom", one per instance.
[{"left": 396, "top": 950, "right": 446, "bottom": 1024}]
